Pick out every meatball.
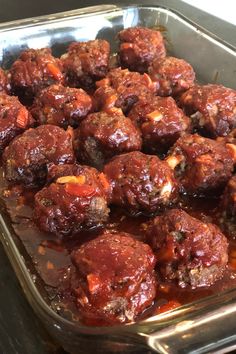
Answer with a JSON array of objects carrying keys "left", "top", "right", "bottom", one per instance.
[
  {"left": 71, "top": 232, "right": 157, "bottom": 325},
  {"left": 128, "top": 95, "right": 191, "bottom": 153},
  {"left": 94, "top": 68, "right": 156, "bottom": 114},
  {"left": 0, "top": 93, "right": 34, "bottom": 154},
  {"left": 104, "top": 151, "right": 178, "bottom": 214},
  {"left": 3, "top": 125, "right": 75, "bottom": 186},
  {"left": 148, "top": 56, "right": 195, "bottom": 97},
  {"left": 34, "top": 164, "right": 110, "bottom": 236},
  {"left": 30, "top": 84, "right": 93, "bottom": 128},
  {"left": 179, "top": 84, "right": 236, "bottom": 137},
  {"left": 75, "top": 109, "right": 142, "bottom": 169},
  {"left": 118, "top": 26, "right": 166, "bottom": 73},
  {"left": 61, "top": 40, "right": 110, "bottom": 91},
  {"left": 166, "top": 134, "right": 235, "bottom": 195},
  {"left": 10, "top": 48, "right": 64, "bottom": 104},
  {"left": 221, "top": 175, "right": 236, "bottom": 218},
  {"left": 144, "top": 209, "right": 228, "bottom": 288},
  {"left": 0, "top": 68, "right": 10, "bottom": 93}
]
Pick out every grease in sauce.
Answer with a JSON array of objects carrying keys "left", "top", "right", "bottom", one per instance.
[{"left": 1, "top": 166, "right": 236, "bottom": 325}]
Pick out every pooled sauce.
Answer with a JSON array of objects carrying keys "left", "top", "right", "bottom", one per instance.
[{"left": 1, "top": 166, "right": 236, "bottom": 325}]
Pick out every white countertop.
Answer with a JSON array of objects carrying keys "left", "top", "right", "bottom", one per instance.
[{"left": 182, "top": 0, "right": 236, "bottom": 25}]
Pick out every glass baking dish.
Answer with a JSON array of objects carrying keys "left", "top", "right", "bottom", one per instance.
[{"left": 0, "top": 4, "right": 236, "bottom": 354}]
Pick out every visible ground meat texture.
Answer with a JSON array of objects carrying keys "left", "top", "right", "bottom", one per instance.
[
  {"left": 104, "top": 151, "right": 178, "bottom": 214},
  {"left": 143, "top": 209, "right": 228, "bottom": 288},
  {"left": 34, "top": 164, "right": 110, "bottom": 236},
  {"left": 128, "top": 95, "right": 191, "bottom": 153},
  {"left": 30, "top": 84, "right": 93, "bottom": 128},
  {"left": 221, "top": 175, "right": 236, "bottom": 218},
  {"left": 94, "top": 68, "right": 156, "bottom": 114},
  {"left": 0, "top": 68, "right": 10, "bottom": 93},
  {"left": 61, "top": 40, "right": 110, "bottom": 91},
  {"left": 148, "top": 56, "right": 195, "bottom": 97},
  {"left": 70, "top": 232, "right": 157, "bottom": 325},
  {"left": 0, "top": 93, "right": 34, "bottom": 154},
  {"left": 166, "top": 134, "right": 234, "bottom": 195},
  {"left": 9, "top": 48, "right": 64, "bottom": 104},
  {"left": 75, "top": 109, "right": 142, "bottom": 169},
  {"left": 217, "top": 129, "right": 236, "bottom": 145},
  {"left": 179, "top": 84, "right": 236, "bottom": 137},
  {"left": 118, "top": 27, "right": 166, "bottom": 73},
  {"left": 2, "top": 125, "right": 75, "bottom": 187}
]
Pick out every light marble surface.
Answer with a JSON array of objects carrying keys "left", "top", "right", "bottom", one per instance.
[{"left": 182, "top": 0, "right": 236, "bottom": 25}]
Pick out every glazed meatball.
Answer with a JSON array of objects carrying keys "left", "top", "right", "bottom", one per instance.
[
  {"left": 144, "top": 209, "right": 228, "bottom": 288},
  {"left": 30, "top": 84, "right": 93, "bottom": 128},
  {"left": 71, "top": 232, "right": 157, "bottom": 325},
  {"left": 179, "top": 84, "right": 236, "bottom": 137},
  {"left": 61, "top": 40, "right": 110, "bottom": 91},
  {"left": 104, "top": 151, "right": 178, "bottom": 214},
  {"left": 3, "top": 125, "right": 75, "bottom": 186},
  {"left": 75, "top": 109, "right": 142, "bottom": 169},
  {"left": 0, "top": 68, "right": 10, "bottom": 93},
  {"left": 221, "top": 175, "right": 236, "bottom": 218},
  {"left": 0, "top": 93, "right": 34, "bottom": 154},
  {"left": 118, "top": 26, "right": 166, "bottom": 73},
  {"left": 94, "top": 68, "right": 156, "bottom": 114},
  {"left": 148, "top": 56, "right": 195, "bottom": 97},
  {"left": 34, "top": 164, "right": 110, "bottom": 236},
  {"left": 128, "top": 95, "right": 191, "bottom": 153},
  {"left": 166, "top": 134, "right": 235, "bottom": 195},
  {"left": 10, "top": 48, "right": 64, "bottom": 104}
]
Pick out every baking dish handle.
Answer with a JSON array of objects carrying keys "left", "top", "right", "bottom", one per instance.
[{"left": 144, "top": 302, "right": 236, "bottom": 354}]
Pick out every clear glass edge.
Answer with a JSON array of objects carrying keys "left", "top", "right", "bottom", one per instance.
[
  {"left": 2, "top": 210, "right": 236, "bottom": 337},
  {"left": 0, "top": 5, "right": 120, "bottom": 31},
  {"left": 0, "top": 2, "right": 235, "bottom": 53},
  {"left": 0, "top": 2, "right": 235, "bottom": 340}
]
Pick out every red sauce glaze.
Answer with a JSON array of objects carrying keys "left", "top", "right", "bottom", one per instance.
[
  {"left": 34, "top": 164, "right": 110, "bottom": 236},
  {"left": 0, "top": 29, "right": 236, "bottom": 328},
  {"left": 61, "top": 40, "right": 110, "bottom": 91},
  {"left": 1, "top": 166, "right": 236, "bottom": 326},
  {"left": 0, "top": 94, "right": 34, "bottom": 154},
  {"left": 118, "top": 27, "right": 166, "bottom": 73},
  {"left": 0, "top": 68, "right": 10, "bottom": 93},
  {"left": 144, "top": 209, "right": 228, "bottom": 288},
  {"left": 71, "top": 232, "right": 157, "bottom": 325},
  {"left": 179, "top": 84, "right": 236, "bottom": 137},
  {"left": 128, "top": 95, "right": 191, "bottom": 153},
  {"left": 148, "top": 56, "right": 195, "bottom": 97},
  {"left": 75, "top": 110, "right": 142, "bottom": 169},
  {"left": 94, "top": 68, "right": 156, "bottom": 114},
  {"left": 2, "top": 125, "right": 75, "bottom": 187},
  {"left": 30, "top": 84, "right": 93, "bottom": 128},
  {"left": 10, "top": 48, "right": 64, "bottom": 105}
]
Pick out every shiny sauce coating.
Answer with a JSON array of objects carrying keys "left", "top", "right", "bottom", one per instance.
[{"left": 1, "top": 166, "right": 236, "bottom": 325}]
